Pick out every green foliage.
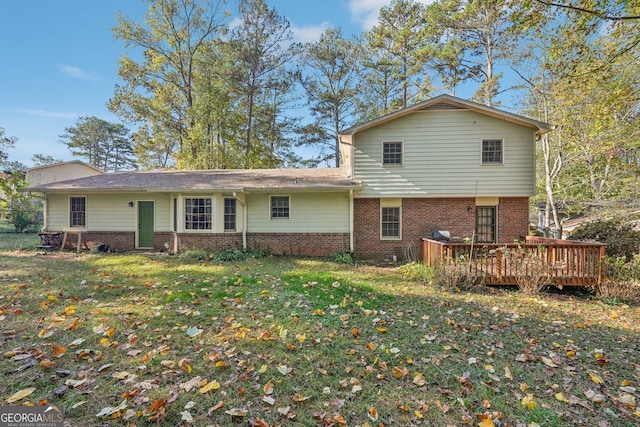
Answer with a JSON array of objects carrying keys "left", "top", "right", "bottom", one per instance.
[
  {"left": 598, "top": 255, "right": 640, "bottom": 301},
  {"left": 298, "top": 28, "right": 362, "bottom": 167},
  {"left": 0, "top": 126, "right": 17, "bottom": 164},
  {"left": 330, "top": 250, "right": 353, "bottom": 264},
  {"left": 0, "top": 173, "right": 42, "bottom": 233},
  {"left": 8, "top": 199, "right": 42, "bottom": 233},
  {"left": 398, "top": 261, "right": 432, "bottom": 282},
  {"left": 211, "top": 247, "right": 267, "bottom": 262},
  {"left": 569, "top": 218, "right": 640, "bottom": 261},
  {"left": 60, "top": 116, "right": 137, "bottom": 172}
]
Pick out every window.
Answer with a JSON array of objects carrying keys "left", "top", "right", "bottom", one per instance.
[
  {"left": 70, "top": 196, "right": 86, "bottom": 227},
  {"left": 383, "top": 142, "right": 403, "bottom": 165},
  {"left": 476, "top": 206, "right": 497, "bottom": 243},
  {"left": 270, "top": 196, "right": 290, "bottom": 219},
  {"left": 381, "top": 206, "right": 401, "bottom": 239},
  {"left": 224, "top": 198, "right": 237, "bottom": 231},
  {"left": 185, "top": 198, "right": 212, "bottom": 230},
  {"left": 482, "top": 139, "right": 503, "bottom": 164}
]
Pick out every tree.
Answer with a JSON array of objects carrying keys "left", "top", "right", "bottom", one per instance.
[
  {"left": 60, "top": 117, "right": 138, "bottom": 172},
  {"left": 298, "top": 28, "right": 362, "bottom": 167},
  {"left": 0, "top": 173, "right": 42, "bottom": 232},
  {"left": 32, "top": 154, "right": 64, "bottom": 166},
  {"left": 0, "top": 127, "right": 17, "bottom": 165},
  {"left": 365, "top": 0, "right": 432, "bottom": 111},
  {"left": 425, "top": 0, "right": 518, "bottom": 106},
  {"left": 109, "top": 0, "right": 227, "bottom": 169},
  {"left": 226, "top": 0, "right": 300, "bottom": 168}
]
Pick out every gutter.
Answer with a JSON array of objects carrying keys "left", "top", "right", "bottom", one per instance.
[{"left": 349, "top": 190, "right": 354, "bottom": 253}]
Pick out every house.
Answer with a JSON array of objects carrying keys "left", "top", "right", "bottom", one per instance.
[
  {"left": 24, "top": 160, "right": 103, "bottom": 186},
  {"left": 23, "top": 95, "right": 553, "bottom": 259}
]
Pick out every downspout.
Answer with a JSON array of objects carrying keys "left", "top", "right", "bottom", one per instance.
[
  {"left": 233, "top": 192, "right": 247, "bottom": 250},
  {"left": 349, "top": 190, "right": 354, "bottom": 253}
]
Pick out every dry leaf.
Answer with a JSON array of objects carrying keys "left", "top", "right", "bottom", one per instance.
[
  {"left": 588, "top": 371, "right": 604, "bottom": 385},
  {"left": 6, "top": 387, "right": 36, "bottom": 403},
  {"left": 199, "top": 380, "right": 220, "bottom": 394}
]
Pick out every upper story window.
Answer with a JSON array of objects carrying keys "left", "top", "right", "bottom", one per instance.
[
  {"left": 224, "top": 198, "right": 237, "bottom": 231},
  {"left": 270, "top": 195, "right": 290, "bottom": 219},
  {"left": 382, "top": 142, "right": 403, "bottom": 166},
  {"left": 70, "top": 196, "right": 86, "bottom": 227},
  {"left": 482, "top": 139, "right": 503, "bottom": 164},
  {"left": 185, "top": 198, "right": 212, "bottom": 230}
]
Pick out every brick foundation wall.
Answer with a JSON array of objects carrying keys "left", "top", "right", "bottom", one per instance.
[
  {"left": 247, "top": 233, "right": 350, "bottom": 256},
  {"left": 62, "top": 231, "right": 136, "bottom": 252},
  {"left": 354, "top": 197, "right": 529, "bottom": 260},
  {"left": 61, "top": 230, "right": 348, "bottom": 257},
  {"left": 163, "top": 232, "right": 243, "bottom": 252}
]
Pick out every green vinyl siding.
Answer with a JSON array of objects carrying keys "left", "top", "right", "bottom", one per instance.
[
  {"left": 45, "top": 193, "right": 171, "bottom": 232},
  {"left": 353, "top": 109, "right": 536, "bottom": 198},
  {"left": 247, "top": 192, "right": 350, "bottom": 232}
]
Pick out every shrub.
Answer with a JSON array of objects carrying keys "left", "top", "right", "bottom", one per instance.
[
  {"left": 211, "top": 248, "right": 267, "bottom": 262},
  {"left": 597, "top": 255, "right": 640, "bottom": 302},
  {"left": 504, "top": 245, "right": 551, "bottom": 294},
  {"left": 431, "top": 256, "right": 475, "bottom": 291},
  {"left": 398, "top": 261, "right": 432, "bottom": 282},
  {"left": 331, "top": 250, "right": 353, "bottom": 264},
  {"left": 569, "top": 218, "right": 640, "bottom": 261}
]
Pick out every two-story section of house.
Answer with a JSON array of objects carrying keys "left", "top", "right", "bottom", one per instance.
[{"left": 339, "top": 95, "right": 553, "bottom": 260}]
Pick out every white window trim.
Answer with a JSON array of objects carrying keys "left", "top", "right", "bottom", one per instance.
[
  {"left": 380, "top": 199, "right": 402, "bottom": 240},
  {"left": 68, "top": 195, "right": 87, "bottom": 229},
  {"left": 381, "top": 140, "right": 404, "bottom": 167},
  {"left": 223, "top": 197, "right": 237, "bottom": 232},
  {"left": 183, "top": 196, "right": 214, "bottom": 232},
  {"left": 480, "top": 138, "right": 505, "bottom": 166},
  {"left": 270, "top": 195, "right": 291, "bottom": 220}
]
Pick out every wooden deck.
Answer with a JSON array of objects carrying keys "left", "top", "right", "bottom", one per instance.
[{"left": 420, "top": 236, "right": 606, "bottom": 287}]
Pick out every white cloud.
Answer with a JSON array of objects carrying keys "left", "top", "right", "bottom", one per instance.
[
  {"left": 348, "top": 0, "right": 437, "bottom": 30},
  {"left": 58, "top": 64, "right": 99, "bottom": 81},
  {"left": 14, "top": 108, "right": 79, "bottom": 119},
  {"left": 291, "top": 22, "right": 331, "bottom": 44}
]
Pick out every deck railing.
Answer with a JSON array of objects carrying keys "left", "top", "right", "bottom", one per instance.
[{"left": 420, "top": 236, "right": 606, "bottom": 287}]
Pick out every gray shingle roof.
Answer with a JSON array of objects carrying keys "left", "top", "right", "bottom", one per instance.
[{"left": 25, "top": 168, "right": 361, "bottom": 193}]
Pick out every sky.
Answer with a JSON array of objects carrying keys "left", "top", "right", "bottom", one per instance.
[{"left": 0, "top": 0, "right": 433, "bottom": 168}]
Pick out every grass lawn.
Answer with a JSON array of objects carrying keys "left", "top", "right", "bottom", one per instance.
[{"left": 0, "top": 238, "right": 639, "bottom": 426}]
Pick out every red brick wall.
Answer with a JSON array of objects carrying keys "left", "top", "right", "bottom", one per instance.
[
  {"left": 164, "top": 232, "right": 243, "bottom": 252},
  {"left": 247, "top": 233, "right": 350, "bottom": 256},
  {"left": 62, "top": 230, "right": 348, "bottom": 256},
  {"left": 354, "top": 197, "right": 529, "bottom": 260},
  {"left": 62, "top": 231, "right": 135, "bottom": 252}
]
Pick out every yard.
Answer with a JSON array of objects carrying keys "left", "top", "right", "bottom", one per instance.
[{"left": 0, "top": 232, "right": 639, "bottom": 426}]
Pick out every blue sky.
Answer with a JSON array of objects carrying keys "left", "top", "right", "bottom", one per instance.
[{"left": 0, "top": 0, "right": 430, "bottom": 167}]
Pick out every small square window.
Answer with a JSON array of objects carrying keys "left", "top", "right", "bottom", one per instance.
[
  {"left": 271, "top": 196, "right": 289, "bottom": 219},
  {"left": 383, "top": 142, "right": 403, "bottom": 165},
  {"left": 482, "top": 139, "right": 503, "bottom": 164}
]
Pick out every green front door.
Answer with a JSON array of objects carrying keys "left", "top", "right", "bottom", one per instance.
[{"left": 138, "top": 201, "right": 155, "bottom": 248}]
